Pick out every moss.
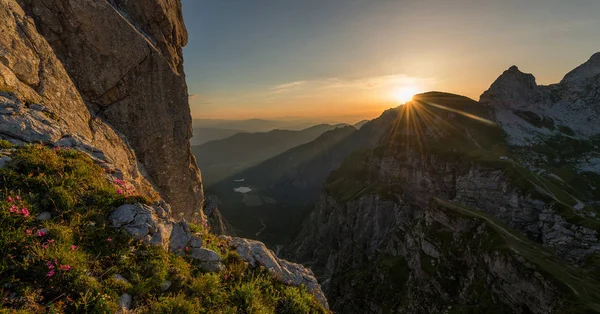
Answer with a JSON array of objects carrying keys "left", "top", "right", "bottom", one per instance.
[
  {"left": 0, "top": 145, "right": 329, "bottom": 313},
  {"left": 0, "top": 140, "right": 13, "bottom": 149}
]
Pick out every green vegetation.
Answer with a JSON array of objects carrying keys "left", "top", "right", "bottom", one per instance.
[
  {"left": 434, "top": 198, "right": 600, "bottom": 313},
  {"left": 0, "top": 145, "right": 328, "bottom": 313}
]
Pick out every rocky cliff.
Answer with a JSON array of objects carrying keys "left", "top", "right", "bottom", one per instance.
[
  {"left": 0, "top": 0, "right": 329, "bottom": 312},
  {"left": 15, "top": 0, "right": 204, "bottom": 219},
  {"left": 289, "top": 56, "right": 600, "bottom": 313}
]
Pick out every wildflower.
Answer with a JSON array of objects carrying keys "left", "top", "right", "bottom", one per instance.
[
  {"left": 106, "top": 237, "right": 112, "bottom": 242},
  {"left": 47, "top": 270, "right": 55, "bottom": 277},
  {"left": 15, "top": 196, "right": 21, "bottom": 201},
  {"left": 37, "top": 230, "right": 47, "bottom": 237},
  {"left": 21, "top": 208, "right": 30, "bottom": 218},
  {"left": 185, "top": 246, "right": 189, "bottom": 252},
  {"left": 71, "top": 245, "right": 77, "bottom": 251},
  {"left": 46, "top": 261, "right": 55, "bottom": 269},
  {"left": 60, "top": 265, "right": 71, "bottom": 271},
  {"left": 25, "top": 229, "right": 32, "bottom": 236},
  {"left": 224, "top": 274, "right": 229, "bottom": 280},
  {"left": 9, "top": 205, "right": 18, "bottom": 213},
  {"left": 41, "top": 243, "right": 49, "bottom": 249},
  {"left": 7, "top": 196, "right": 14, "bottom": 202},
  {"left": 117, "top": 189, "right": 123, "bottom": 195},
  {"left": 48, "top": 239, "right": 55, "bottom": 244}
]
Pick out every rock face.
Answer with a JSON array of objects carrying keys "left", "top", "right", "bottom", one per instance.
[
  {"left": 203, "top": 196, "right": 233, "bottom": 235},
  {"left": 481, "top": 55, "right": 600, "bottom": 146},
  {"left": 289, "top": 88, "right": 600, "bottom": 313},
  {"left": 17, "top": 0, "right": 204, "bottom": 219},
  {"left": 0, "top": 1, "right": 157, "bottom": 199},
  {"left": 229, "top": 237, "right": 329, "bottom": 309}
]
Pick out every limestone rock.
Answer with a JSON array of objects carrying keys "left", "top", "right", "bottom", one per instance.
[
  {"left": 230, "top": 237, "right": 329, "bottom": 309},
  {"left": 19, "top": 0, "right": 204, "bottom": 220},
  {"left": 160, "top": 280, "right": 172, "bottom": 291},
  {"left": 203, "top": 196, "right": 233, "bottom": 235},
  {"left": 0, "top": 155, "right": 12, "bottom": 169},
  {"left": 36, "top": 211, "right": 51, "bottom": 221},
  {"left": 119, "top": 293, "right": 132, "bottom": 311},
  {"left": 0, "top": 1, "right": 157, "bottom": 200}
]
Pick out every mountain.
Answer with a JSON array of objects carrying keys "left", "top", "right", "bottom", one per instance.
[
  {"left": 207, "top": 110, "right": 398, "bottom": 246},
  {"left": 0, "top": 1, "right": 328, "bottom": 312},
  {"left": 192, "top": 124, "right": 348, "bottom": 186},
  {"left": 191, "top": 127, "right": 245, "bottom": 146},
  {"left": 192, "top": 118, "right": 341, "bottom": 133},
  {"left": 288, "top": 56, "right": 600, "bottom": 313},
  {"left": 353, "top": 119, "right": 370, "bottom": 129}
]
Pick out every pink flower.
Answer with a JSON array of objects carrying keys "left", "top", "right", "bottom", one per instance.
[
  {"left": 7, "top": 196, "right": 14, "bottom": 202},
  {"left": 37, "top": 230, "right": 46, "bottom": 237},
  {"left": 224, "top": 274, "right": 229, "bottom": 280},
  {"left": 71, "top": 245, "right": 77, "bottom": 251},
  {"left": 46, "top": 261, "right": 55, "bottom": 269},
  {"left": 59, "top": 265, "right": 71, "bottom": 271},
  {"left": 15, "top": 196, "right": 21, "bottom": 201},
  {"left": 117, "top": 189, "right": 124, "bottom": 195},
  {"left": 106, "top": 237, "right": 112, "bottom": 242},
  {"left": 41, "top": 243, "right": 49, "bottom": 249},
  {"left": 21, "top": 208, "right": 30, "bottom": 218},
  {"left": 47, "top": 239, "right": 55, "bottom": 244},
  {"left": 47, "top": 270, "right": 55, "bottom": 277},
  {"left": 25, "top": 229, "right": 32, "bottom": 236},
  {"left": 9, "top": 205, "right": 18, "bottom": 213}
]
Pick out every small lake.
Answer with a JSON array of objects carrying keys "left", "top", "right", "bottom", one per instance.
[
  {"left": 234, "top": 186, "right": 252, "bottom": 193},
  {"left": 233, "top": 178, "right": 245, "bottom": 182}
]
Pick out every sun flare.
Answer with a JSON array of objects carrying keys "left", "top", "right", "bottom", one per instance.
[{"left": 392, "top": 86, "right": 419, "bottom": 103}]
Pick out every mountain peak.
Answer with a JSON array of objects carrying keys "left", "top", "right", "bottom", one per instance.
[
  {"left": 479, "top": 65, "right": 539, "bottom": 108},
  {"left": 560, "top": 52, "right": 600, "bottom": 86}
]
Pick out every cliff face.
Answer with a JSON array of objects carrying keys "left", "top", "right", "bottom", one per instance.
[
  {"left": 289, "top": 65, "right": 600, "bottom": 313},
  {"left": 16, "top": 0, "right": 204, "bottom": 219},
  {"left": 0, "top": 0, "right": 157, "bottom": 198}
]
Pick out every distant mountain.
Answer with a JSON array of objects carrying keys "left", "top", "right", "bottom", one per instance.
[
  {"left": 192, "top": 118, "right": 342, "bottom": 133},
  {"left": 192, "top": 124, "right": 348, "bottom": 186},
  {"left": 207, "top": 109, "right": 398, "bottom": 246},
  {"left": 353, "top": 119, "right": 370, "bottom": 129},
  {"left": 191, "top": 127, "right": 245, "bottom": 146}
]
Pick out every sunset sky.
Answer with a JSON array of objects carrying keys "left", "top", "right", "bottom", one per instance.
[{"left": 181, "top": 0, "right": 600, "bottom": 122}]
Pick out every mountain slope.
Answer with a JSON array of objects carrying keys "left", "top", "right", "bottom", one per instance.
[
  {"left": 193, "top": 124, "right": 348, "bottom": 186},
  {"left": 288, "top": 58, "right": 600, "bottom": 313},
  {"left": 207, "top": 110, "right": 398, "bottom": 246}
]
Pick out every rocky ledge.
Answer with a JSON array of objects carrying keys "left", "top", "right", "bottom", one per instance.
[{"left": 108, "top": 201, "right": 329, "bottom": 309}]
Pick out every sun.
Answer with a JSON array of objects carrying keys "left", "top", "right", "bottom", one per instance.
[{"left": 392, "top": 86, "right": 419, "bottom": 103}]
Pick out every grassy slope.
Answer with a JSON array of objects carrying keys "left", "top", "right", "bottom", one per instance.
[{"left": 0, "top": 143, "right": 327, "bottom": 314}]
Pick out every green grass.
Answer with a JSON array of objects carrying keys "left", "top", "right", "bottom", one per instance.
[{"left": 0, "top": 145, "right": 328, "bottom": 314}]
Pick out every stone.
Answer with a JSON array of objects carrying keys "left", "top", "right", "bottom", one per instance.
[
  {"left": 189, "top": 235, "right": 203, "bottom": 248},
  {"left": 189, "top": 248, "right": 221, "bottom": 263},
  {"left": 160, "top": 280, "right": 172, "bottom": 291},
  {"left": 197, "top": 262, "right": 225, "bottom": 273},
  {"left": 0, "top": 155, "right": 12, "bottom": 169},
  {"left": 169, "top": 222, "right": 191, "bottom": 254},
  {"left": 113, "top": 274, "right": 129, "bottom": 285},
  {"left": 231, "top": 238, "right": 329, "bottom": 309},
  {"left": 119, "top": 293, "right": 132, "bottom": 311},
  {"left": 36, "top": 211, "right": 51, "bottom": 221}
]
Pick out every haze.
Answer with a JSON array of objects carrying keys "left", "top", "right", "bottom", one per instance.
[{"left": 182, "top": 0, "right": 600, "bottom": 122}]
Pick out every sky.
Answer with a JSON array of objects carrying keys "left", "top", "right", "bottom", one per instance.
[{"left": 181, "top": 0, "right": 600, "bottom": 123}]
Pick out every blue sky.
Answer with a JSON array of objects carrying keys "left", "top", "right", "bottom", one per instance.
[{"left": 181, "top": 0, "right": 600, "bottom": 121}]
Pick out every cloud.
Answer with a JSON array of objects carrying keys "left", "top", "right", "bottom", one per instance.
[
  {"left": 269, "top": 74, "right": 435, "bottom": 96},
  {"left": 270, "top": 81, "right": 308, "bottom": 93}
]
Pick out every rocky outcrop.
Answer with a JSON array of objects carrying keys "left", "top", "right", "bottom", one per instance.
[
  {"left": 204, "top": 196, "right": 233, "bottom": 235},
  {"left": 109, "top": 202, "right": 328, "bottom": 306},
  {"left": 17, "top": 0, "right": 204, "bottom": 219},
  {"left": 0, "top": 1, "right": 157, "bottom": 199},
  {"left": 229, "top": 237, "right": 329, "bottom": 309},
  {"left": 481, "top": 54, "right": 600, "bottom": 145}
]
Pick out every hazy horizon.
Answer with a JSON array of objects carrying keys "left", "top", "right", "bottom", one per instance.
[{"left": 181, "top": 0, "right": 600, "bottom": 121}]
